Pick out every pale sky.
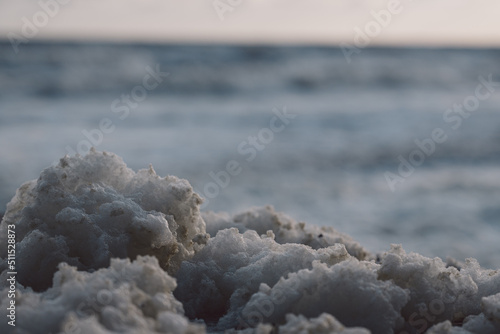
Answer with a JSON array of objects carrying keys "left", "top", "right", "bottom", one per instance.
[{"left": 1, "top": 0, "right": 500, "bottom": 47}]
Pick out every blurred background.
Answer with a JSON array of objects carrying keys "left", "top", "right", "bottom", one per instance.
[{"left": 1, "top": 0, "right": 499, "bottom": 267}]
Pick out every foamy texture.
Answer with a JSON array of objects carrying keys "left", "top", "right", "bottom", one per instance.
[
  {"left": 1, "top": 150, "right": 499, "bottom": 333},
  {"left": 0, "top": 256, "right": 205, "bottom": 334},
  {"left": 0, "top": 149, "right": 208, "bottom": 291},
  {"left": 242, "top": 259, "right": 409, "bottom": 333},
  {"left": 202, "top": 206, "right": 369, "bottom": 260},
  {"left": 175, "top": 228, "right": 351, "bottom": 329}
]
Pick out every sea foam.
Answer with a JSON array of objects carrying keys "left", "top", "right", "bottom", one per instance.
[{"left": 1, "top": 150, "right": 499, "bottom": 333}]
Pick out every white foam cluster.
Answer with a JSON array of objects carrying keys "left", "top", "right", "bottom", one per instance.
[
  {"left": 425, "top": 293, "right": 500, "bottom": 333},
  {"left": 241, "top": 259, "right": 409, "bottom": 333},
  {"left": 174, "top": 227, "right": 351, "bottom": 329},
  {"left": 202, "top": 206, "right": 369, "bottom": 260},
  {"left": 0, "top": 256, "right": 204, "bottom": 334},
  {"left": 1, "top": 150, "right": 499, "bottom": 333},
  {"left": 277, "top": 313, "right": 371, "bottom": 334},
  {"left": 0, "top": 149, "right": 207, "bottom": 291}
]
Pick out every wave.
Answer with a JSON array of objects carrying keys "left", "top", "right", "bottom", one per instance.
[{"left": 1, "top": 42, "right": 500, "bottom": 98}]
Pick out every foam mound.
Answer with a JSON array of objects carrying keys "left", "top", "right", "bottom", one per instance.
[
  {"left": 174, "top": 227, "right": 351, "bottom": 330},
  {"left": 1, "top": 150, "right": 499, "bottom": 334},
  {"left": 0, "top": 256, "right": 205, "bottom": 334},
  {"left": 0, "top": 149, "right": 208, "bottom": 291},
  {"left": 202, "top": 206, "right": 369, "bottom": 260}
]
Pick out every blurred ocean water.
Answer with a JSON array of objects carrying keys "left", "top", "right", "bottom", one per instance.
[{"left": 0, "top": 41, "right": 499, "bottom": 267}]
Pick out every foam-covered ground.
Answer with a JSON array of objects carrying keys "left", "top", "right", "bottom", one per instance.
[{"left": 1, "top": 150, "right": 499, "bottom": 334}]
